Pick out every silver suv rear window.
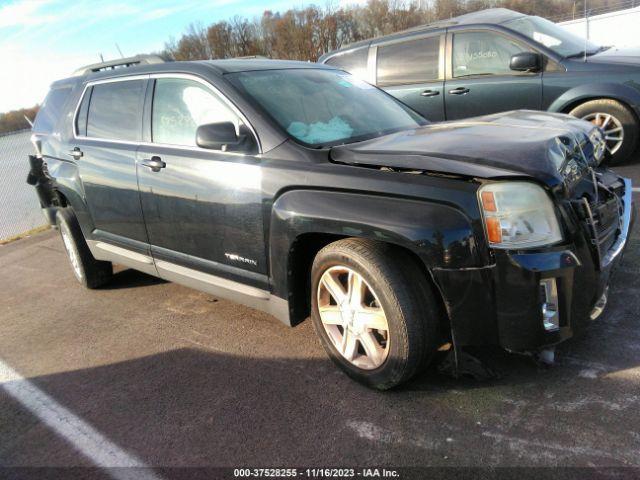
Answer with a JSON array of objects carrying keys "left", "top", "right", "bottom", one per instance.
[{"left": 33, "top": 86, "right": 73, "bottom": 134}]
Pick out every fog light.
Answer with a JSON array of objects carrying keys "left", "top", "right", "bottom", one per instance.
[{"left": 540, "top": 278, "right": 560, "bottom": 332}]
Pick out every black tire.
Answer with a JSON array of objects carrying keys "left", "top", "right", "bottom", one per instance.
[
  {"left": 310, "top": 238, "right": 439, "bottom": 390},
  {"left": 56, "top": 208, "right": 113, "bottom": 289},
  {"left": 569, "top": 99, "right": 639, "bottom": 165}
]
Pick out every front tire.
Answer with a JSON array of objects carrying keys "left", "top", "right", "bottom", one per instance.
[
  {"left": 310, "top": 238, "right": 439, "bottom": 390},
  {"left": 57, "top": 208, "right": 113, "bottom": 289},
  {"left": 569, "top": 99, "right": 639, "bottom": 165}
]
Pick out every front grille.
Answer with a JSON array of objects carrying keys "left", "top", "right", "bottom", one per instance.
[
  {"left": 592, "top": 196, "right": 621, "bottom": 253},
  {"left": 571, "top": 172, "right": 625, "bottom": 269}
]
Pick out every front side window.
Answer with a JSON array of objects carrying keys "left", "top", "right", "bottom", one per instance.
[
  {"left": 325, "top": 48, "right": 369, "bottom": 80},
  {"left": 86, "top": 80, "right": 144, "bottom": 141},
  {"left": 152, "top": 78, "right": 242, "bottom": 147},
  {"left": 452, "top": 31, "right": 531, "bottom": 77},
  {"left": 227, "top": 68, "right": 426, "bottom": 147},
  {"left": 377, "top": 36, "right": 440, "bottom": 86}
]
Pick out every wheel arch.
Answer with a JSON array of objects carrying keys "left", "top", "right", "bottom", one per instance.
[
  {"left": 548, "top": 83, "right": 640, "bottom": 118},
  {"left": 42, "top": 158, "right": 96, "bottom": 236},
  {"left": 269, "top": 189, "right": 477, "bottom": 326},
  {"left": 286, "top": 232, "right": 449, "bottom": 330},
  {"left": 54, "top": 189, "right": 69, "bottom": 208}
]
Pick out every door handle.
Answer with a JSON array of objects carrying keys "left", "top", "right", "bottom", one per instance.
[
  {"left": 67, "top": 147, "right": 83, "bottom": 160},
  {"left": 420, "top": 90, "right": 440, "bottom": 97},
  {"left": 141, "top": 156, "right": 166, "bottom": 172},
  {"left": 448, "top": 87, "right": 470, "bottom": 95}
]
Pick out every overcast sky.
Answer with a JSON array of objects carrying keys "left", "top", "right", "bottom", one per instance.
[{"left": 0, "top": 0, "right": 365, "bottom": 113}]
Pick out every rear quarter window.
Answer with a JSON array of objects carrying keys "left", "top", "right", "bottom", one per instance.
[
  {"left": 325, "top": 48, "right": 369, "bottom": 80},
  {"left": 75, "top": 86, "right": 92, "bottom": 137},
  {"left": 32, "top": 86, "right": 73, "bottom": 134},
  {"left": 377, "top": 36, "right": 441, "bottom": 86}
]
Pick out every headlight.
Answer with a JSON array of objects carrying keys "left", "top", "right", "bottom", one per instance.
[{"left": 478, "top": 182, "right": 563, "bottom": 249}]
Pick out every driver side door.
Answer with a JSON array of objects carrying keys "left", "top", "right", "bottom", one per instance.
[
  {"left": 444, "top": 29, "right": 542, "bottom": 120},
  {"left": 136, "top": 74, "right": 267, "bottom": 289}
]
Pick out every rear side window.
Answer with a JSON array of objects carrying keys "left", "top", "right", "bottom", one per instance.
[
  {"left": 325, "top": 48, "right": 368, "bottom": 79},
  {"left": 86, "top": 80, "right": 144, "bottom": 141},
  {"left": 377, "top": 36, "right": 440, "bottom": 86},
  {"left": 32, "top": 86, "right": 73, "bottom": 134}
]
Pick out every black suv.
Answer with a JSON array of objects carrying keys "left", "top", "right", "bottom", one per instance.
[
  {"left": 29, "top": 55, "right": 633, "bottom": 389},
  {"left": 320, "top": 8, "right": 640, "bottom": 164}
]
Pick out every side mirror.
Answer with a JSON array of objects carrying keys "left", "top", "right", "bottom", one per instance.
[
  {"left": 196, "top": 122, "right": 241, "bottom": 150},
  {"left": 509, "top": 52, "right": 542, "bottom": 72}
]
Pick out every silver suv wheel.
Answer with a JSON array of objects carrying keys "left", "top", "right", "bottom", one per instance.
[
  {"left": 61, "top": 221, "right": 83, "bottom": 281},
  {"left": 581, "top": 112, "right": 624, "bottom": 155},
  {"left": 56, "top": 208, "right": 113, "bottom": 289},
  {"left": 317, "top": 265, "right": 390, "bottom": 370}
]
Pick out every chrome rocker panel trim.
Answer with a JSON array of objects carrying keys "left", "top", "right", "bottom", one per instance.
[{"left": 87, "top": 240, "right": 290, "bottom": 325}]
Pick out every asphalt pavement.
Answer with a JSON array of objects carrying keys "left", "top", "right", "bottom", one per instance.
[{"left": 0, "top": 161, "right": 639, "bottom": 479}]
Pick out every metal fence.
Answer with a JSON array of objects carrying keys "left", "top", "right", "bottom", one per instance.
[
  {"left": 0, "top": 130, "right": 46, "bottom": 241},
  {"left": 549, "top": 0, "right": 640, "bottom": 23}
]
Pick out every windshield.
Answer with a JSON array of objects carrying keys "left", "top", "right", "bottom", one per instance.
[
  {"left": 504, "top": 15, "right": 601, "bottom": 57},
  {"left": 227, "top": 68, "right": 426, "bottom": 147}
]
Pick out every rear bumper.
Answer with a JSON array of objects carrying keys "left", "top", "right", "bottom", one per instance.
[
  {"left": 433, "top": 177, "right": 634, "bottom": 352},
  {"left": 27, "top": 155, "right": 59, "bottom": 226}
]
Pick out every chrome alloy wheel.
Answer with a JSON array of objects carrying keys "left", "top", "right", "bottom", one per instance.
[
  {"left": 582, "top": 112, "right": 624, "bottom": 155},
  {"left": 61, "top": 226, "right": 82, "bottom": 280},
  {"left": 317, "top": 266, "right": 390, "bottom": 370}
]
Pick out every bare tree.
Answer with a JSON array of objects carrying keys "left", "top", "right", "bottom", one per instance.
[
  {"left": 207, "top": 21, "right": 234, "bottom": 59},
  {"left": 158, "top": 0, "right": 620, "bottom": 63},
  {"left": 0, "top": 106, "right": 39, "bottom": 134},
  {"left": 165, "top": 23, "right": 210, "bottom": 60}
]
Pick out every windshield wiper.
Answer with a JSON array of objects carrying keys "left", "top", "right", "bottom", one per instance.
[
  {"left": 565, "top": 46, "right": 610, "bottom": 59},
  {"left": 565, "top": 50, "right": 588, "bottom": 59}
]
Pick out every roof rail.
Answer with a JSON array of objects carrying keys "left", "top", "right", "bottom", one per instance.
[{"left": 72, "top": 54, "right": 168, "bottom": 76}]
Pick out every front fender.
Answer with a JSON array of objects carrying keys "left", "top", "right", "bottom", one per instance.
[
  {"left": 269, "top": 188, "right": 480, "bottom": 302},
  {"left": 548, "top": 82, "right": 640, "bottom": 115}
]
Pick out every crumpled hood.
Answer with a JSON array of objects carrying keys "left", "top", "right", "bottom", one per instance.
[{"left": 330, "top": 110, "right": 594, "bottom": 186}]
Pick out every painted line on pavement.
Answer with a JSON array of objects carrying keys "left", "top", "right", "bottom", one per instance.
[{"left": 0, "top": 359, "right": 163, "bottom": 480}]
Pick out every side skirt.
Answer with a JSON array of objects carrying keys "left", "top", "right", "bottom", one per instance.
[{"left": 86, "top": 240, "right": 291, "bottom": 326}]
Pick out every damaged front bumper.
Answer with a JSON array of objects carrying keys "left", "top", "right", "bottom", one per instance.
[{"left": 433, "top": 177, "right": 634, "bottom": 353}]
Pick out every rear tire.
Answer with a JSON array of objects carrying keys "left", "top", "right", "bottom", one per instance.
[
  {"left": 56, "top": 208, "right": 113, "bottom": 289},
  {"left": 569, "top": 99, "right": 638, "bottom": 165},
  {"left": 310, "top": 238, "right": 439, "bottom": 390}
]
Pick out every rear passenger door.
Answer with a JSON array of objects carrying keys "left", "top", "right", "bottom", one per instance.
[
  {"left": 72, "top": 77, "right": 151, "bottom": 257},
  {"left": 136, "top": 75, "right": 267, "bottom": 289},
  {"left": 376, "top": 34, "right": 445, "bottom": 122},
  {"left": 444, "top": 29, "right": 542, "bottom": 120}
]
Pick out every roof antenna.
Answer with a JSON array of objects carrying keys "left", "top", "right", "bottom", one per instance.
[
  {"left": 99, "top": 53, "right": 104, "bottom": 62},
  {"left": 583, "top": 0, "right": 589, "bottom": 63},
  {"left": 116, "top": 43, "right": 124, "bottom": 58}
]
